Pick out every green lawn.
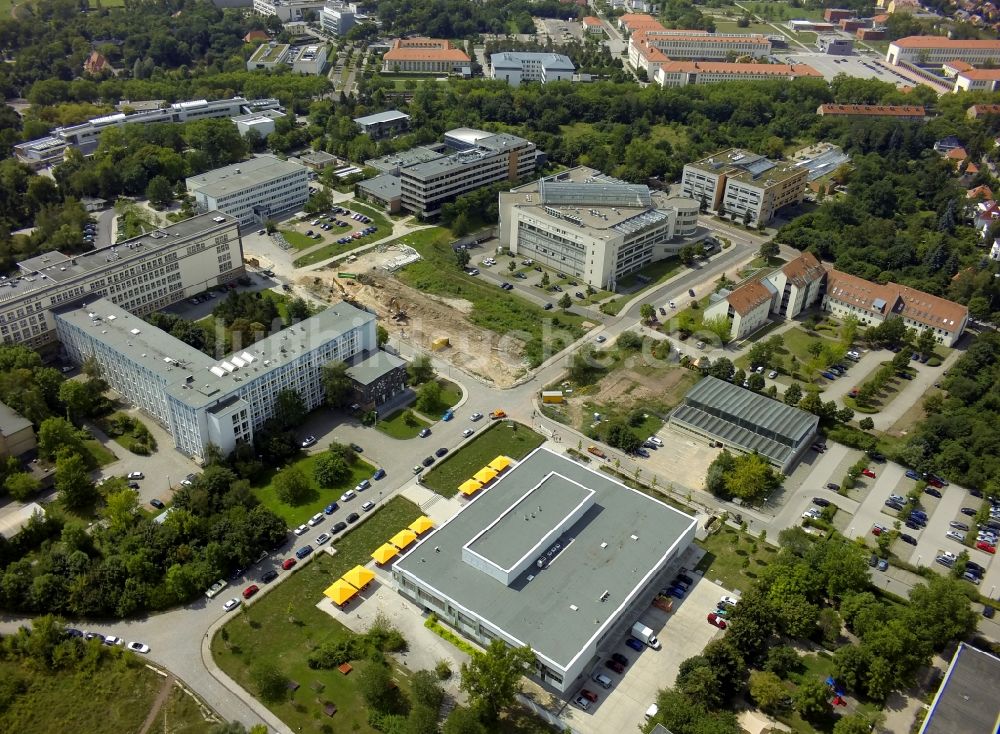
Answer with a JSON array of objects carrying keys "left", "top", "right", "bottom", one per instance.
[
  {"left": 348, "top": 200, "right": 392, "bottom": 233},
  {"left": 375, "top": 408, "right": 431, "bottom": 439},
  {"left": 147, "top": 684, "right": 216, "bottom": 734},
  {"left": 712, "top": 19, "right": 776, "bottom": 35},
  {"left": 437, "top": 378, "right": 462, "bottom": 409},
  {"left": 423, "top": 422, "right": 545, "bottom": 497},
  {"left": 280, "top": 229, "right": 321, "bottom": 250},
  {"left": 694, "top": 524, "right": 778, "bottom": 593},
  {"left": 84, "top": 438, "right": 117, "bottom": 467},
  {"left": 617, "top": 256, "right": 682, "bottom": 293},
  {"left": 252, "top": 452, "right": 377, "bottom": 526},
  {"left": 211, "top": 497, "right": 422, "bottom": 734},
  {"left": 0, "top": 653, "right": 170, "bottom": 734},
  {"left": 394, "top": 228, "right": 588, "bottom": 367}
]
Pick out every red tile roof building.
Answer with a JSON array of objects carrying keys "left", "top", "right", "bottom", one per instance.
[
  {"left": 817, "top": 104, "right": 925, "bottom": 120},
  {"left": 887, "top": 36, "right": 1000, "bottom": 66},
  {"left": 382, "top": 38, "right": 471, "bottom": 74},
  {"left": 84, "top": 51, "right": 112, "bottom": 76},
  {"left": 967, "top": 103, "right": 1000, "bottom": 118},
  {"left": 655, "top": 61, "right": 821, "bottom": 87}
]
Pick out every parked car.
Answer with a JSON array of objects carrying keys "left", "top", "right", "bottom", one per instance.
[
  {"left": 470, "top": 412, "right": 483, "bottom": 421},
  {"left": 976, "top": 541, "right": 996, "bottom": 554},
  {"left": 346, "top": 512, "right": 360, "bottom": 524},
  {"left": 462, "top": 428, "right": 474, "bottom": 437},
  {"left": 861, "top": 468, "right": 876, "bottom": 478},
  {"left": 361, "top": 501, "right": 375, "bottom": 512},
  {"left": 126, "top": 641, "right": 150, "bottom": 653},
  {"left": 422, "top": 456, "right": 435, "bottom": 467},
  {"left": 900, "top": 534, "right": 918, "bottom": 546},
  {"left": 905, "top": 470, "right": 921, "bottom": 480},
  {"left": 315, "top": 532, "right": 331, "bottom": 546},
  {"left": 261, "top": 570, "right": 278, "bottom": 583},
  {"left": 435, "top": 447, "right": 449, "bottom": 457},
  {"left": 127, "top": 471, "right": 144, "bottom": 480},
  {"left": 611, "top": 653, "right": 628, "bottom": 667},
  {"left": 295, "top": 545, "right": 313, "bottom": 559},
  {"left": 340, "top": 490, "right": 356, "bottom": 502},
  {"left": 223, "top": 598, "right": 240, "bottom": 612},
  {"left": 373, "top": 468, "right": 386, "bottom": 480},
  {"left": 592, "top": 672, "right": 613, "bottom": 689},
  {"left": 961, "top": 507, "right": 978, "bottom": 516},
  {"left": 324, "top": 502, "right": 338, "bottom": 515},
  {"left": 707, "top": 613, "right": 727, "bottom": 629},
  {"left": 308, "top": 513, "right": 324, "bottom": 526},
  {"left": 332, "top": 521, "right": 347, "bottom": 533},
  {"left": 605, "top": 659, "right": 625, "bottom": 674},
  {"left": 294, "top": 524, "right": 308, "bottom": 536},
  {"left": 242, "top": 585, "right": 260, "bottom": 599},
  {"left": 924, "top": 487, "right": 942, "bottom": 498},
  {"left": 150, "top": 498, "right": 165, "bottom": 509},
  {"left": 300, "top": 435, "right": 317, "bottom": 448},
  {"left": 718, "top": 595, "right": 739, "bottom": 608},
  {"left": 826, "top": 483, "right": 840, "bottom": 491},
  {"left": 877, "top": 559, "right": 888, "bottom": 571},
  {"left": 812, "top": 497, "right": 830, "bottom": 507},
  {"left": 419, "top": 428, "right": 431, "bottom": 438},
  {"left": 625, "top": 637, "right": 645, "bottom": 652}
]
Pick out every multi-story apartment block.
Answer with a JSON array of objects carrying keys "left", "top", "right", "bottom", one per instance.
[
  {"left": 398, "top": 130, "right": 538, "bottom": 217},
  {"left": 489, "top": 52, "right": 575, "bottom": 86},
  {"left": 654, "top": 60, "right": 820, "bottom": 87},
  {"left": 887, "top": 36, "right": 1000, "bottom": 66},
  {"left": 55, "top": 297, "right": 378, "bottom": 459},
  {"left": 381, "top": 38, "right": 471, "bottom": 74},
  {"left": 952, "top": 68, "right": 1000, "bottom": 92},
  {"left": 13, "top": 97, "right": 281, "bottom": 170},
  {"left": 0, "top": 213, "right": 244, "bottom": 350},
  {"left": 498, "top": 167, "right": 699, "bottom": 290},
  {"left": 319, "top": 4, "right": 356, "bottom": 35},
  {"left": 681, "top": 149, "right": 806, "bottom": 227},
  {"left": 186, "top": 156, "right": 310, "bottom": 227}
]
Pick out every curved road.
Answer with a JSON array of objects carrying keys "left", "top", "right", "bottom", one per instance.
[{"left": 1, "top": 225, "right": 771, "bottom": 730}]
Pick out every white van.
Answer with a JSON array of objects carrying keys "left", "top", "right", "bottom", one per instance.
[{"left": 645, "top": 703, "right": 658, "bottom": 720}]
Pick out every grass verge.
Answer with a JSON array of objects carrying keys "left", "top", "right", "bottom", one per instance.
[
  {"left": 252, "top": 452, "right": 376, "bottom": 526},
  {"left": 422, "top": 422, "right": 545, "bottom": 497},
  {"left": 84, "top": 438, "right": 117, "bottom": 467},
  {"left": 211, "top": 497, "right": 422, "bottom": 734},
  {"left": 694, "top": 524, "right": 777, "bottom": 593},
  {"left": 280, "top": 229, "right": 320, "bottom": 250},
  {"left": 375, "top": 408, "right": 431, "bottom": 440}
]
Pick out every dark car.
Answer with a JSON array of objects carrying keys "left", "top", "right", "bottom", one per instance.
[
  {"left": 676, "top": 572, "right": 694, "bottom": 586},
  {"left": 543, "top": 303, "right": 553, "bottom": 310},
  {"left": 435, "top": 447, "right": 449, "bottom": 458},
  {"left": 605, "top": 659, "right": 625, "bottom": 674},
  {"left": 900, "top": 534, "right": 918, "bottom": 545},
  {"left": 65, "top": 628, "right": 83, "bottom": 638},
  {"left": 961, "top": 507, "right": 978, "bottom": 516},
  {"left": 984, "top": 605, "right": 995, "bottom": 619},
  {"left": 688, "top": 289, "right": 696, "bottom": 297},
  {"left": 350, "top": 443, "right": 363, "bottom": 453},
  {"left": 611, "top": 653, "right": 628, "bottom": 666},
  {"left": 812, "top": 497, "right": 830, "bottom": 507},
  {"left": 868, "top": 451, "right": 885, "bottom": 463},
  {"left": 924, "top": 487, "right": 942, "bottom": 498},
  {"left": 373, "top": 468, "right": 386, "bottom": 480},
  {"left": 970, "top": 487, "right": 983, "bottom": 498},
  {"left": 905, "top": 520, "right": 920, "bottom": 530},
  {"left": 346, "top": 512, "right": 360, "bottom": 524},
  {"left": 905, "top": 469, "right": 921, "bottom": 480},
  {"left": 967, "top": 561, "right": 986, "bottom": 574},
  {"left": 150, "top": 498, "right": 165, "bottom": 509},
  {"left": 295, "top": 545, "right": 313, "bottom": 559},
  {"left": 826, "top": 483, "right": 840, "bottom": 491},
  {"left": 332, "top": 521, "right": 347, "bottom": 533},
  {"left": 625, "top": 637, "right": 645, "bottom": 652},
  {"left": 261, "top": 570, "right": 278, "bottom": 583},
  {"left": 422, "top": 456, "right": 435, "bottom": 467}
]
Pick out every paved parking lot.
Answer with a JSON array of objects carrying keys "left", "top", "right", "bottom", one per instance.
[
  {"left": 784, "top": 52, "right": 908, "bottom": 86},
  {"left": 648, "top": 427, "right": 720, "bottom": 491},
  {"left": 565, "top": 572, "right": 728, "bottom": 734}
]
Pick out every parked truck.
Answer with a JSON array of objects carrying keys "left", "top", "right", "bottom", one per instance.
[
  {"left": 490, "top": 409, "right": 507, "bottom": 420},
  {"left": 631, "top": 622, "right": 661, "bottom": 650}
]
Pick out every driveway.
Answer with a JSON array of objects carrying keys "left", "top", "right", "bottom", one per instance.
[{"left": 842, "top": 461, "right": 907, "bottom": 541}]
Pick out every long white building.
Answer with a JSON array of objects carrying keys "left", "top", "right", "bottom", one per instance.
[
  {"left": 499, "top": 167, "right": 699, "bottom": 290},
  {"left": 186, "top": 156, "right": 310, "bottom": 227},
  {"left": 887, "top": 36, "right": 1000, "bottom": 66},
  {"left": 489, "top": 52, "right": 575, "bottom": 86},
  {"left": 0, "top": 212, "right": 244, "bottom": 350},
  {"left": 55, "top": 297, "right": 377, "bottom": 459}
]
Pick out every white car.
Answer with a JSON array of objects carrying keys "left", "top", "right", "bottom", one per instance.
[
  {"left": 300, "top": 436, "right": 317, "bottom": 448},
  {"left": 718, "top": 595, "right": 739, "bottom": 608},
  {"left": 315, "top": 532, "right": 331, "bottom": 545},
  {"left": 669, "top": 300, "right": 676, "bottom": 309},
  {"left": 647, "top": 436, "right": 664, "bottom": 447},
  {"left": 462, "top": 428, "right": 474, "bottom": 438},
  {"left": 755, "top": 366, "right": 764, "bottom": 374},
  {"left": 340, "top": 490, "right": 356, "bottom": 502},
  {"left": 470, "top": 412, "right": 483, "bottom": 421},
  {"left": 595, "top": 335, "right": 607, "bottom": 343},
  {"left": 293, "top": 524, "right": 309, "bottom": 536},
  {"left": 127, "top": 471, "right": 144, "bottom": 480},
  {"left": 361, "top": 500, "right": 375, "bottom": 512},
  {"left": 802, "top": 508, "right": 821, "bottom": 519},
  {"left": 308, "top": 513, "right": 324, "bottom": 527},
  {"left": 574, "top": 696, "right": 592, "bottom": 711},
  {"left": 223, "top": 598, "right": 241, "bottom": 612},
  {"left": 180, "top": 479, "right": 193, "bottom": 487},
  {"left": 767, "top": 370, "right": 778, "bottom": 379},
  {"left": 946, "top": 530, "right": 966, "bottom": 542},
  {"left": 102, "top": 635, "right": 124, "bottom": 646},
  {"left": 127, "top": 642, "right": 150, "bottom": 654}
]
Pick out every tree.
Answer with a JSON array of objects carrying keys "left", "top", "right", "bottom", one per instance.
[
  {"left": 146, "top": 175, "right": 174, "bottom": 208},
  {"left": 272, "top": 389, "right": 306, "bottom": 431},
  {"left": 55, "top": 451, "right": 97, "bottom": 509},
  {"left": 407, "top": 705, "right": 440, "bottom": 734},
  {"left": 250, "top": 662, "right": 288, "bottom": 704},
  {"left": 460, "top": 639, "right": 535, "bottom": 722},
  {"left": 640, "top": 303, "right": 656, "bottom": 322},
  {"left": 104, "top": 485, "right": 139, "bottom": 532},
  {"left": 784, "top": 383, "right": 802, "bottom": 405},
  {"left": 605, "top": 421, "right": 642, "bottom": 454},
  {"left": 37, "top": 417, "right": 87, "bottom": 462},
  {"left": 859, "top": 417, "right": 874, "bottom": 430},
  {"left": 274, "top": 466, "right": 311, "bottom": 505},
  {"left": 836, "top": 406, "right": 854, "bottom": 424},
  {"left": 59, "top": 380, "right": 95, "bottom": 421},
  {"left": 747, "top": 373, "right": 765, "bottom": 391},
  {"left": 757, "top": 240, "right": 780, "bottom": 259},
  {"left": 676, "top": 658, "right": 724, "bottom": 708},
  {"left": 416, "top": 380, "right": 443, "bottom": 414},
  {"left": 540, "top": 272, "right": 549, "bottom": 287},
  {"left": 442, "top": 707, "right": 487, "bottom": 734},
  {"left": 616, "top": 331, "right": 643, "bottom": 350},
  {"left": 558, "top": 292, "right": 572, "bottom": 309},
  {"left": 407, "top": 355, "right": 434, "bottom": 385},
  {"left": 5, "top": 472, "right": 41, "bottom": 501},
  {"left": 818, "top": 607, "right": 842, "bottom": 647},
  {"left": 455, "top": 248, "right": 471, "bottom": 269},
  {"left": 707, "top": 357, "right": 735, "bottom": 381},
  {"left": 377, "top": 324, "right": 389, "bottom": 347},
  {"left": 749, "top": 671, "right": 788, "bottom": 714},
  {"left": 916, "top": 328, "right": 937, "bottom": 358},
  {"left": 359, "top": 662, "right": 395, "bottom": 712},
  {"left": 764, "top": 646, "right": 802, "bottom": 677},
  {"left": 314, "top": 452, "right": 350, "bottom": 488},
  {"left": 794, "top": 676, "right": 831, "bottom": 722},
  {"left": 410, "top": 669, "right": 445, "bottom": 710},
  {"left": 721, "top": 452, "right": 781, "bottom": 502},
  {"left": 702, "top": 316, "right": 733, "bottom": 346},
  {"left": 322, "top": 361, "right": 355, "bottom": 408},
  {"left": 832, "top": 644, "right": 871, "bottom": 693},
  {"left": 833, "top": 713, "right": 880, "bottom": 734}
]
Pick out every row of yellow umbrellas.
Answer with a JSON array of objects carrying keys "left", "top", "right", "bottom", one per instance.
[
  {"left": 371, "top": 515, "right": 436, "bottom": 566},
  {"left": 459, "top": 456, "right": 513, "bottom": 496},
  {"left": 323, "top": 564, "right": 376, "bottom": 606}
]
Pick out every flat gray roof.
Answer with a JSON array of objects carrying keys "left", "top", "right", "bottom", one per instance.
[
  {"left": 670, "top": 376, "right": 818, "bottom": 466},
  {"left": 921, "top": 643, "right": 1000, "bottom": 734},
  {"left": 54, "top": 297, "right": 374, "bottom": 411},
  {"left": 365, "top": 145, "right": 445, "bottom": 173},
  {"left": 403, "top": 133, "right": 531, "bottom": 180},
  {"left": 490, "top": 52, "right": 575, "bottom": 70},
  {"left": 357, "top": 172, "right": 402, "bottom": 200},
  {"left": 345, "top": 350, "right": 405, "bottom": 385},
  {"left": 186, "top": 156, "right": 306, "bottom": 200},
  {"left": 0, "top": 401, "right": 32, "bottom": 437},
  {"left": 395, "top": 447, "right": 696, "bottom": 671},
  {"left": 0, "top": 502, "right": 45, "bottom": 540},
  {"left": 354, "top": 110, "right": 410, "bottom": 126}
]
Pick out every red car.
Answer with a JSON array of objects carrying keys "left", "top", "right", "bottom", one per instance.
[
  {"left": 871, "top": 524, "right": 887, "bottom": 536},
  {"left": 707, "top": 612, "right": 727, "bottom": 629},
  {"left": 242, "top": 584, "right": 260, "bottom": 599},
  {"left": 926, "top": 478, "right": 944, "bottom": 489},
  {"left": 281, "top": 558, "right": 297, "bottom": 570},
  {"left": 976, "top": 541, "right": 997, "bottom": 554},
  {"left": 579, "top": 689, "right": 598, "bottom": 703},
  {"left": 862, "top": 469, "right": 876, "bottom": 478}
]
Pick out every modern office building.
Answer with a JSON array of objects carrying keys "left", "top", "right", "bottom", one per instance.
[
  {"left": 319, "top": 3, "right": 356, "bottom": 35},
  {"left": 186, "top": 156, "right": 310, "bottom": 227},
  {"left": 887, "top": 36, "right": 1000, "bottom": 66},
  {"left": 353, "top": 110, "right": 410, "bottom": 139},
  {"left": 817, "top": 35, "right": 854, "bottom": 54},
  {"left": 392, "top": 447, "right": 698, "bottom": 693},
  {"left": 669, "top": 376, "right": 819, "bottom": 473},
  {"left": 232, "top": 110, "right": 285, "bottom": 138},
  {"left": 381, "top": 38, "right": 471, "bottom": 74},
  {"left": 0, "top": 212, "right": 244, "bottom": 350},
  {"left": 0, "top": 401, "right": 36, "bottom": 459},
  {"left": 55, "top": 297, "right": 379, "bottom": 459},
  {"left": 252, "top": 0, "right": 327, "bottom": 22},
  {"left": 489, "top": 52, "right": 575, "bottom": 86},
  {"left": 13, "top": 97, "right": 281, "bottom": 169},
  {"left": 499, "top": 167, "right": 699, "bottom": 290},
  {"left": 654, "top": 60, "right": 821, "bottom": 87},
  {"left": 919, "top": 643, "right": 1000, "bottom": 734},
  {"left": 344, "top": 351, "right": 407, "bottom": 406},
  {"left": 681, "top": 149, "right": 806, "bottom": 227},
  {"left": 246, "top": 42, "right": 328, "bottom": 74}
]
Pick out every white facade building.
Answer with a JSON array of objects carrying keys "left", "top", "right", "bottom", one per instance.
[
  {"left": 887, "top": 36, "right": 1000, "bottom": 66},
  {"left": 319, "top": 4, "right": 356, "bottom": 35},
  {"left": 232, "top": 110, "right": 285, "bottom": 138},
  {"left": 0, "top": 213, "right": 244, "bottom": 349},
  {"left": 252, "top": 0, "right": 327, "bottom": 21},
  {"left": 499, "top": 167, "right": 699, "bottom": 290},
  {"left": 186, "top": 156, "right": 310, "bottom": 226},
  {"left": 489, "top": 52, "right": 575, "bottom": 86},
  {"left": 55, "top": 297, "right": 377, "bottom": 459}
]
